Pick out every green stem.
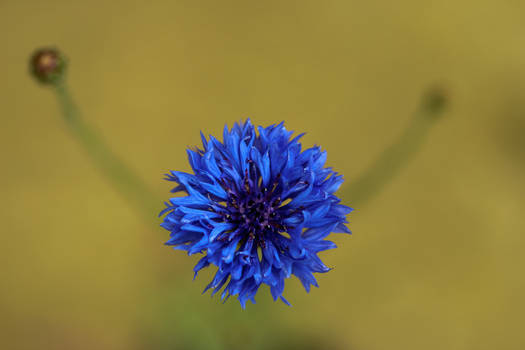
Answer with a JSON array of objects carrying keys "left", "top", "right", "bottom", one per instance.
[
  {"left": 343, "top": 89, "right": 447, "bottom": 207},
  {"left": 54, "top": 82, "right": 160, "bottom": 222}
]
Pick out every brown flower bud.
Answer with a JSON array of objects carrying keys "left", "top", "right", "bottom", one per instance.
[{"left": 29, "top": 47, "right": 67, "bottom": 85}]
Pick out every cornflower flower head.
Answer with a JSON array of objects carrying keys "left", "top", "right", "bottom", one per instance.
[{"left": 160, "top": 119, "right": 352, "bottom": 307}]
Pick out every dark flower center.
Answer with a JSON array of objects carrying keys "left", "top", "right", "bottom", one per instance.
[{"left": 219, "top": 169, "right": 285, "bottom": 248}]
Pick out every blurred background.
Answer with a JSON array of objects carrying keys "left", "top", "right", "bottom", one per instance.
[{"left": 2, "top": 0, "right": 525, "bottom": 349}]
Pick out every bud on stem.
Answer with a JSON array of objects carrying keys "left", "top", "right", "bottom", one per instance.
[{"left": 29, "top": 47, "right": 67, "bottom": 85}]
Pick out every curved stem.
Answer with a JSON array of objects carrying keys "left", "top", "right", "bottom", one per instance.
[
  {"left": 343, "top": 89, "right": 447, "bottom": 207},
  {"left": 54, "top": 82, "right": 160, "bottom": 222}
]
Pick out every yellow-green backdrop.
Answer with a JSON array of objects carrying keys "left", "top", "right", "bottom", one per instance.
[{"left": 2, "top": 1, "right": 525, "bottom": 349}]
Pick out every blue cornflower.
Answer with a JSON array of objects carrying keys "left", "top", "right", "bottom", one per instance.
[{"left": 160, "top": 119, "right": 352, "bottom": 307}]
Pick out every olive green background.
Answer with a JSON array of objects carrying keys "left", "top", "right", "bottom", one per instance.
[{"left": 2, "top": 0, "right": 525, "bottom": 349}]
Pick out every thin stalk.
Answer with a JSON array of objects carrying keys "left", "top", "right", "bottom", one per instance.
[
  {"left": 343, "top": 89, "right": 447, "bottom": 207},
  {"left": 54, "top": 82, "right": 160, "bottom": 222}
]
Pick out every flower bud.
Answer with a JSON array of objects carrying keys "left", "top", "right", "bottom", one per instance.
[
  {"left": 29, "top": 47, "right": 67, "bottom": 85},
  {"left": 421, "top": 85, "right": 448, "bottom": 115}
]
